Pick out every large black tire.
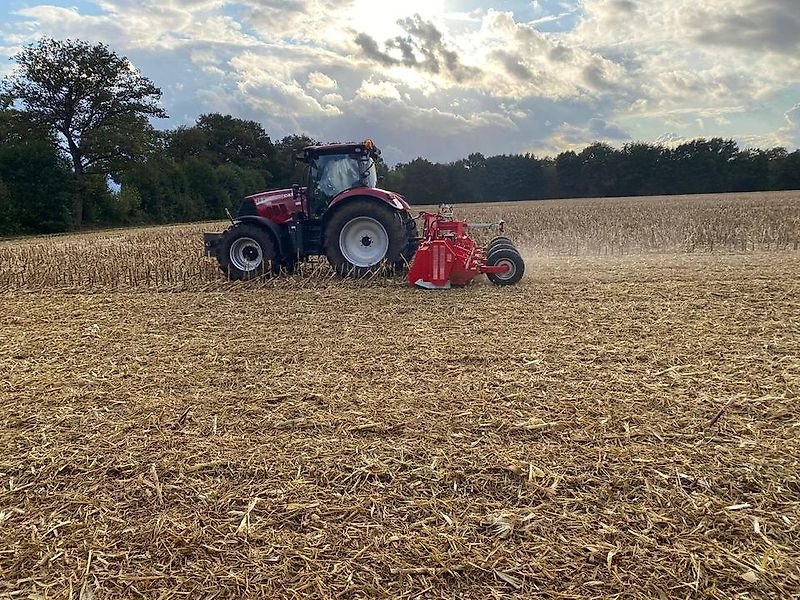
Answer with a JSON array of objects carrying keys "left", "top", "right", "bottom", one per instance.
[
  {"left": 486, "top": 247, "right": 525, "bottom": 286},
  {"left": 324, "top": 200, "right": 411, "bottom": 277},
  {"left": 486, "top": 241, "right": 518, "bottom": 256},
  {"left": 396, "top": 214, "right": 419, "bottom": 270},
  {"left": 216, "top": 223, "right": 279, "bottom": 280},
  {"left": 487, "top": 236, "right": 514, "bottom": 251}
]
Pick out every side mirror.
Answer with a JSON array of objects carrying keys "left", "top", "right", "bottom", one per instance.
[{"left": 292, "top": 184, "right": 300, "bottom": 199}]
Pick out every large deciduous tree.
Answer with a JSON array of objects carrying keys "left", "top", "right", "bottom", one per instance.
[{"left": 2, "top": 37, "right": 167, "bottom": 227}]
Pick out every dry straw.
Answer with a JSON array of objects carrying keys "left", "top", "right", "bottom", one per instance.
[
  {"left": 0, "top": 191, "right": 798, "bottom": 598},
  {"left": 0, "top": 191, "right": 797, "bottom": 293}
]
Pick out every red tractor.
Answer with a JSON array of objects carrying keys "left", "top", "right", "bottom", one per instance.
[
  {"left": 203, "top": 139, "right": 525, "bottom": 288},
  {"left": 204, "top": 139, "right": 417, "bottom": 279}
]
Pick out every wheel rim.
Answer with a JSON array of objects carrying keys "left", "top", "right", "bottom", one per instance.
[
  {"left": 494, "top": 258, "right": 517, "bottom": 280},
  {"left": 229, "top": 237, "right": 263, "bottom": 272},
  {"left": 339, "top": 217, "right": 389, "bottom": 267}
]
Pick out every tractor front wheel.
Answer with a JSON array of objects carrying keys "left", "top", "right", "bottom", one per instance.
[
  {"left": 324, "top": 201, "right": 410, "bottom": 277},
  {"left": 217, "top": 224, "right": 278, "bottom": 280}
]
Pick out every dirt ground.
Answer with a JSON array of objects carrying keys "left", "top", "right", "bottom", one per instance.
[{"left": 1, "top": 251, "right": 798, "bottom": 598}]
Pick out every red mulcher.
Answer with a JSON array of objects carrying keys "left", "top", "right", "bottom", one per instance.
[
  {"left": 203, "top": 139, "right": 525, "bottom": 289},
  {"left": 407, "top": 208, "right": 524, "bottom": 289}
]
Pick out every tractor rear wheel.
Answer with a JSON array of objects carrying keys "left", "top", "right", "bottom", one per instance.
[
  {"left": 324, "top": 201, "right": 411, "bottom": 277},
  {"left": 396, "top": 214, "right": 419, "bottom": 270},
  {"left": 486, "top": 247, "right": 525, "bottom": 286},
  {"left": 217, "top": 223, "right": 278, "bottom": 280}
]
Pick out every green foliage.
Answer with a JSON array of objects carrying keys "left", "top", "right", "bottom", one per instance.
[
  {"left": 272, "top": 134, "right": 318, "bottom": 188},
  {"left": 389, "top": 137, "right": 800, "bottom": 204},
  {"left": 2, "top": 37, "right": 166, "bottom": 226},
  {"left": 79, "top": 174, "right": 119, "bottom": 226},
  {"left": 0, "top": 177, "right": 12, "bottom": 234},
  {"left": 0, "top": 142, "right": 73, "bottom": 234},
  {"left": 120, "top": 156, "right": 269, "bottom": 224},
  {"left": 117, "top": 113, "right": 276, "bottom": 224},
  {"left": 169, "top": 113, "right": 274, "bottom": 172},
  {"left": 0, "top": 107, "right": 73, "bottom": 235},
  {"left": 775, "top": 150, "right": 800, "bottom": 190},
  {"left": 387, "top": 158, "right": 449, "bottom": 203},
  {"left": 111, "top": 185, "right": 145, "bottom": 225}
]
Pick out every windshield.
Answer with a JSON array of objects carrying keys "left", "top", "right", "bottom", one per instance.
[{"left": 309, "top": 153, "right": 377, "bottom": 201}]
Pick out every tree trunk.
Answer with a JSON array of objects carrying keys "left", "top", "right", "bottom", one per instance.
[{"left": 69, "top": 146, "right": 84, "bottom": 229}]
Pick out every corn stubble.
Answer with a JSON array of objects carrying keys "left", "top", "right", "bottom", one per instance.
[
  {"left": 0, "top": 191, "right": 797, "bottom": 291},
  {"left": 0, "top": 190, "right": 799, "bottom": 598}
]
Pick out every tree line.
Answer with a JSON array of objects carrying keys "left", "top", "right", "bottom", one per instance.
[
  {"left": 1, "top": 38, "right": 799, "bottom": 236},
  {"left": 387, "top": 141, "right": 800, "bottom": 204}
]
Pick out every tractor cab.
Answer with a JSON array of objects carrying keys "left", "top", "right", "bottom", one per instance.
[{"left": 300, "top": 140, "right": 380, "bottom": 217}]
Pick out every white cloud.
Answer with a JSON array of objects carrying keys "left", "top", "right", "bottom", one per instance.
[
  {"left": 321, "top": 93, "right": 344, "bottom": 105},
  {"left": 654, "top": 132, "right": 691, "bottom": 148},
  {"left": 776, "top": 103, "right": 800, "bottom": 148},
  {"left": 356, "top": 78, "right": 402, "bottom": 102},
  {"left": 307, "top": 71, "right": 337, "bottom": 91},
  {"left": 536, "top": 117, "right": 631, "bottom": 153},
  {"left": 1, "top": 0, "right": 798, "bottom": 160},
  {"left": 229, "top": 52, "right": 343, "bottom": 120},
  {"left": 571, "top": 0, "right": 799, "bottom": 106},
  {"left": 477, "top": 10, "right": 629, "bottom": 101}
]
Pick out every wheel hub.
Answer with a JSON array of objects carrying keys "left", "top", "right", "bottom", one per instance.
[
  {"left": 229, "top": 237, "right": 264, "bottom": 272},
  {"left": 339, "top": 217, "right": 389, "bottom": 267},
  {"left": 494, "top": 258, "right": 516, "bottom": 280}
]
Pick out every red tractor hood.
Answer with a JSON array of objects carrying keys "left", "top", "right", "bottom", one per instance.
[{"left": 244, "top": 188, "right": 305, "bottom": 224}]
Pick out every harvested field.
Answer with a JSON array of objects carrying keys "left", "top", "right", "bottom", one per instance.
[
  {"left": 1, "top": 191, "right": 799, "bottom": 599},
  {"left": 0, "top": 191, "right": 797, "bottom": 292}
]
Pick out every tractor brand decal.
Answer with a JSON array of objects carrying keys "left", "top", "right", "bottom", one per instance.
[{"left": 255, "top": 192, "right": 293, "bottom": 205}]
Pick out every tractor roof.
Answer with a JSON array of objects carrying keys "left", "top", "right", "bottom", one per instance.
[{"left": 301, "top": 139, "right": 380, "bottom": 160}]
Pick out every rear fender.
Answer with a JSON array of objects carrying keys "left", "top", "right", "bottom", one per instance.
[
  {"left": 328, "top": 188, "right": 410, "bottom": 213},
  {"left": 321, "top": 194, "right": 416, "bottom": 257},
  {"left": 233, "top": 216, "right": 290, "bottom": 258}
]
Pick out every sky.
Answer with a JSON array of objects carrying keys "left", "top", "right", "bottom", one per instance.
[{"left": 1, "top": 0, "right": 799, "bottom": 164}]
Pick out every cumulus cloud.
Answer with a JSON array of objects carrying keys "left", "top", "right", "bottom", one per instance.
[
  {"left": 587, "top": 117, "right": 630, "bottom": 140},
  {"left": 572, "top": 0, "right": 799, "bottom": 103},
  {"left": 1, "top": 0, "right": 798, "bottom": 161},
  {"left": 356, "top": 78, "right": 403, "bottom": 102},
  {"left": 653, "top": 132, "right": 691, "bottom": 148},
  {"left": 490, "top": 50, "right": 532, "bottom": 81},
  {"left": 777, "top": 103, "right": 800, "bottom": 148},
  {"left": 242, "top": 0, "right": 358, "bottom": 40},
  {"left": 307, "top": 71, "right": 337, "bottom": 91},
  {"left": 14, "top": 0, "right": 260, "bottom": 49},
  {"left": 355, "top": 15, "right": 481, "bottom": 83},
  {"left": 228, "top": 52, "right": 343, "bottom": 121},
  {"left": 476, "top": 10, "right": 628, "bottom": 99}
]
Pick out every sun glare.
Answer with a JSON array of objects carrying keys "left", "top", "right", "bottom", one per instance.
[{"left": 348, "top": 0, "right": 448, "bottom": 40}]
